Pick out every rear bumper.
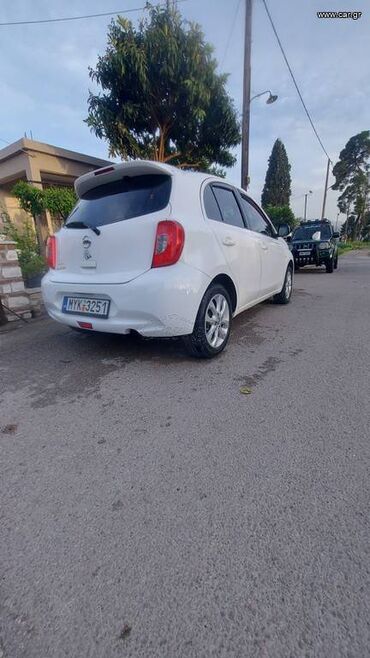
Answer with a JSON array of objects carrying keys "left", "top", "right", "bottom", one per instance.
[{"left": 41, "top": 264, "right": 211, "bottom": 337}]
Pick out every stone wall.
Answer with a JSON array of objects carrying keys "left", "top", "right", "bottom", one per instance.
[{"left": 0, "top": 240, "right": 32, "bottom": 321}]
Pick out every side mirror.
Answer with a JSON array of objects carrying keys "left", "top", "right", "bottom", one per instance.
[
  {"left": 332, "top": 232, "right": 340, "bottom": 239},
  {"left": 278, "top": 223, "right": 290, "bottom": 238}
]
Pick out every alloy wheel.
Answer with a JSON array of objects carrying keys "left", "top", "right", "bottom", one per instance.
[
  {"left": 204, "top": 293, "right": 230, "bottom": 349},
  {"left": 285, "top": 269, "right": 292, "bottom": 299}
]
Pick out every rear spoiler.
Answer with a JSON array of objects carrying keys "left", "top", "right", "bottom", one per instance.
[{"left": 75, "top": 160, "right": 175, "bottom": 198}]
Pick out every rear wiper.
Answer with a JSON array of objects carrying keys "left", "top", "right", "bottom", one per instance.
[{"left": 67, "top": 221, "right": 101, "bottom": 236}]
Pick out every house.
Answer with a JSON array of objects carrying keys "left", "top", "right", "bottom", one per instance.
[{"left": 0, "top": 138, "right": 111, "bottom": 241}]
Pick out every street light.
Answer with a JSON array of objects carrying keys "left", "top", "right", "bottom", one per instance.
[
  {"left": 250, "top": 90, "right": 278, "bottom": 105},
  {"left": 241, "top": 88, "right": 278, "bottom": 190},
  {"left": 304, "top": 190, "right": 313, "bottom": 220}
]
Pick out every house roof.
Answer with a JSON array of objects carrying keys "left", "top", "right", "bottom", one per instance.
[{"left": 0, "top": 138, "right": 111, "bottom": 168}]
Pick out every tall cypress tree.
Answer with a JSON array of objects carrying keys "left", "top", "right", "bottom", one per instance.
[{"left": 261, "top": 139, "right": 291, "bottom": 208}]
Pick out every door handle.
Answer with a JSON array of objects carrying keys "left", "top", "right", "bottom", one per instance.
[
  {"left": 222, "top": 237, "right": 236, "bottom": 246},
  {"left": 260, "top": 242, "right": 268, "bottom": 251}
]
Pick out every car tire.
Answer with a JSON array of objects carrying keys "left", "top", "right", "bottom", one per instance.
[
  {"left": 326, "top": 257, "right": 334, "bottom": 273},
  {"left": 334, "top": 255, "right": 338, "bottom": 269},
  {"left": 183, "top": 284, "right": 232, "bottom": 358},
  {"left": 274, "top": 265, "right": 293, "bottom": 305}
]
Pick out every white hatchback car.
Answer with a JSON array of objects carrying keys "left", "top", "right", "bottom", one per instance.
[{"left": 42, "top": 161, "right": 293, "bottom": 358}]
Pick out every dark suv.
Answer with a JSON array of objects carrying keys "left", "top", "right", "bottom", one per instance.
[{"left": 290, "top": 220, "right": 339, "bottom": 273}]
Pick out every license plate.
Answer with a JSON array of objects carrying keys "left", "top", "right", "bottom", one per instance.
[
  {"left": 62, "top": 296, "right": 110, "bottom": 318},
  {"left": 299, "top": 250, "right": 311, "bottom": 255}
]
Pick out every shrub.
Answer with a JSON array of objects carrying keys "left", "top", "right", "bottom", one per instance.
[
  {"left": 0, "top": 207, "right": 46, "bottom": 279},
  {"left": 264, "top": 205, "right": 298, "bottom": 230}
]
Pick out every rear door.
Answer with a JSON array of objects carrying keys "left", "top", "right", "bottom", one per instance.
[
  {"left": 203, "top": 184, "right": 261, "bottom": 308},
  {"left": 238, "top": 194, "right": 286, "bottom": 295},
  {"left": 50, "top": 173, "right": 171, "bottom": 284}
]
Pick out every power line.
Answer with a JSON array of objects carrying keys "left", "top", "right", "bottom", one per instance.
[
  {"left": 0, "top": 8, "right": 143, "bottom": 27},
  {"left": 0, "top": 1, "right": 188, "bottom": 27},
  {"left": 220, "top": 0, "right": 243, "bottom": 69},
  {"left": 261, "top": 0, "right": 331, "bottom": 162}
]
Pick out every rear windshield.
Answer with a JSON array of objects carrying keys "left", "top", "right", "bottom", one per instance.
[
  {"left": 292, "top": 224, "right": 332, "bottom": 241},
  {"left": 66, "top": 174, "right": 171, "bottom": 228}
]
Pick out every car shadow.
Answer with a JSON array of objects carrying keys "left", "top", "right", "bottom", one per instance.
[
  {"left": 24, "top": 303, "right": 275, "bottom": 408},
  {"left": 68, "top": 328, "right": 189, "bottom": 363},
  {"left": 66, "top": 300, "right": 268, "bottom": 363},
  {"left": 295, "top": 267, "right": 327, "bottom": 274}
]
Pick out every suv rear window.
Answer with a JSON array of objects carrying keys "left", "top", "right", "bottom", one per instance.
[{"left": 66, "top": 174, "right": 171, "bottom": 228}]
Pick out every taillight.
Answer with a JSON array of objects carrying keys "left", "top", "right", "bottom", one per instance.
[
  {"left": 46, "top": 235, "right": 57, "bottom": 269},
  {"left": 152, "top": 221, "right": 185, "bottom": 268}
]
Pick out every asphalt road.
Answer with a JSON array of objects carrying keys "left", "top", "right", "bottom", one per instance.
[{"left": 1, "top": 250, "right": 370, "bottom": 658}]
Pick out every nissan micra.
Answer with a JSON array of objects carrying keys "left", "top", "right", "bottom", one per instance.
[{"left": 42, "top": 161, "right": 294, "bottom": 358}]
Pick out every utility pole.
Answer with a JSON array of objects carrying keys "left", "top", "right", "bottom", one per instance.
[
  {"left": 241, "top": 0, "right": 252, "bottom": 190},
  {"left": 320, "top": 157, "right": 331, "bottom": 220}
]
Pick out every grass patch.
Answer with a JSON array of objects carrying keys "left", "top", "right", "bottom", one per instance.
[{"left": 338, "top": 241, "right": 370, "bottom": 253}]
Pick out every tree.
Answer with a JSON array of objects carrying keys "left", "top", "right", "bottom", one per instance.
[
  {"left": 43, "top": 187, "right": 77, "bottom": 222},
  {"left": 361, "top": 210, "right": 370, "bottom": 240},
  {"left": 12, "top": 181, "right": 45, "bottom": 256},
  {"left": 1, "top": 208, "right": 45, "bottom": 281},
  {"left": 264, "top": 205, "right": 298, "bottom": 230},
  {"left": 86, "top": 3, "right": 240, "bottom": 171},
  {"left": 261, "top": 139, "right": 292, "bottom": 209},
  {"left": 340, "top": 215, "right": 355, "bottom": 241},
  {"left": 11, "top": 182, "right": 77, "bottom": 255},
  {"left": 332, "top": 131, "right": 370, "bottom": 240}
]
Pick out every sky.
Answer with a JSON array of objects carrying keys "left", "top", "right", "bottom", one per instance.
[{"left": 0, "top": 0, "right": 369, "bottom": 223}]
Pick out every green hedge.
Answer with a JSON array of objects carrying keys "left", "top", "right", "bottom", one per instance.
[{"left": 338, "top": 241, "right": 370, "bottom": 252}]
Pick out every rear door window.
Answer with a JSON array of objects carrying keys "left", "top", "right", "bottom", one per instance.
[
  {"left": 203, "top": 185, "right": 223, "bottom": 222},
  {"left": 66, "top": 174, "right": 171, "bottom": 228},
  {"left": 239, "top": 195, "right": 274, "bottom": 237},
  {"left": 212, "top": 186, "right": 245, "bottom": 229}
]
